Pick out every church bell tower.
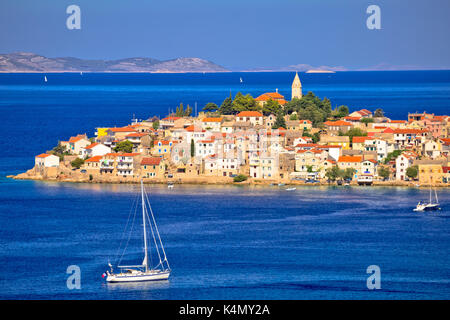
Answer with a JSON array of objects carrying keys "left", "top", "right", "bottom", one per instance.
[{"left": 291, "top": 72, "right": 302, "bottom": 100}]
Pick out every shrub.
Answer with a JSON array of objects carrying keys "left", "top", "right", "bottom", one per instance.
[
  {"left": 233, "top": 174, "right": 248, "bottom": 182},
  {"left": 71, "top": 158, "right": 84, "bottom": 169}
]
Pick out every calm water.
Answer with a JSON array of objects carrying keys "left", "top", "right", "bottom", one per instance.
[{"left": 0, "top": 71, "right": 449, "bottom": 299}]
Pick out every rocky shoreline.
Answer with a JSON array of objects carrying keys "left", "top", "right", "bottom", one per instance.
[{"left": 7, "top": 170, "right": 448, "bottom": 188}]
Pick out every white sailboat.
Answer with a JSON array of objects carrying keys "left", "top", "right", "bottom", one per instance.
[
  {"left": 105, "top": 180, "right": 171, "bottom": 282},
  {"left": 413, "top": 186, "right": 440, "bottom": 212},
  {"left": 240, "top": 77, "right": 243, "bottom": 83},
  {"left": 44, "top": 76, "right": 47, "bottom": 82}
]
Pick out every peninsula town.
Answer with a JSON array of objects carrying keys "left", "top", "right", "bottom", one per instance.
[{"left": 13, "top": 73, "right": 450, "bottom": 186}]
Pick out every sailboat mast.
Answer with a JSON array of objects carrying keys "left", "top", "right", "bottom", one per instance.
[{"left": 141, "top": 180, "right": 149, "bottom": 272}]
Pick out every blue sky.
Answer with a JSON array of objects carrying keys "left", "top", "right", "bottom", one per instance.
[{"left": 1, "top": 0, "right": 449, "bottom": 70}]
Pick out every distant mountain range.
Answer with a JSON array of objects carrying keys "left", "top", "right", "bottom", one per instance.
[
  {"left": 0, "top": 52, "right": 230, "bottom": 73},
  {"left": 241, "top": 64, "right": 348, "bottom": 73},
  {"left": 1, "top": 52, "right": 447, "bottom": 73}
]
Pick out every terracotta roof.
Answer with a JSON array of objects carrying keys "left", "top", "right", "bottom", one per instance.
[
  {"left": 315, "top": 145, "right": 342, "bottom": 149},
  {"left": 126, "top": 132, "right": 148, "bottom": 138},
  {"left": 85, "top": 155, "right": 102, "bottom": 163},
  {"left": 68, "top": 135, "right": 87, "bottom": 143},
  {"left": 84, "top": 143, "right": 99, "bottom": 149},
  {"left": 202, "top": 117, "right": 223, "bottom": 122},
  {"left": 297, "top": 148, "right": 325, "bottom": 154},
  {"left": 338, "top": 155, "right": 363, "bottom": 163},
  {"left": 36, "top": 153, "right": 52, "bottom": 158},
  {"left": 109, "top": 127, "right": 136, "bottom": 133},
  {"left": 390, "top": 120, "right": 407, "bottom": 123},
  {"left": 185, "top": 125, "right": 205, "bottom": 132},
  {"left": 324, "top": 120, "right": 352, "bottom": 126},
  {"left": 141, "top": 157, "right": 162, "bottom": 165},
  {"left": 344, "top": 116, "right": 361, "bottom": 121},
  {"left": 237, "top": 111, "right": 263, "bottom": 117},
  {"left": 295, "top": 143, "right": 319, "bottom": 148},
  {"left": 393, "top": 129, "right": 428, "bottom": 134},
  {"left": 255, "top": 92, "right": 285, "bottom": 101},
  {"left": 157, "top": 140, "right": 172, "bottom": 145},
  {"left": 161, "top": 117, "right": 181, "bottom": 121},
  {"left": 352, "top": 136, "right": 371, "bottom": 143}
]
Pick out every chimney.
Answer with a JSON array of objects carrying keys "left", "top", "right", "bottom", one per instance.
[{"left": 276, "top": 88, "right": 278, "bottom": 93}]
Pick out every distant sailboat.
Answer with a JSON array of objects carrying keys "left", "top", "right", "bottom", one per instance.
[
  {"left": 240, "top": 77, "right": 243, "bottom": 83},
  {"left": 80, "top": 71, "right": 83, "bottom": 76},
  {"left": 413, "top": 186, "right": 441, "bottom": 212},
  {"left": 105, "top": 180, "right": 171, "bottom": 282},
  {"left": 44, "top": 76, "right": 47, "bottom": 82}
]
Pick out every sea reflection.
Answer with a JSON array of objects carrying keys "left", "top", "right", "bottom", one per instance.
[{"left": 104, "top": 280, "right": 170, "bottom": 292}]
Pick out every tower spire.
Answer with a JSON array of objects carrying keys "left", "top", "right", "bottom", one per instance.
[{"left": 291, "top": 72, "right": 302, "bottom": 100}]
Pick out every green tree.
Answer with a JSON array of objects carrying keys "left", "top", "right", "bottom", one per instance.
[
  {"left": 333, "top": 105, "right": 349, "bottom": 118},
  {"left": 378, "top": 166, "right": 391, "bottom": 180},
  {"left": 374, "top": 108, "right": 384, "bottom": 118},
  {"left": 284, "top": 92, "right": 332, "bottom": 126},
  {"left": 340, "top": 127, "right": 367, "bottom": 145},
  {"left": 360, "top": 118, "right": 374, "bottom": 125},
  {"left": 232, "top": 92, "right": 258, "bottom": 114},
  {"left": 218, "top": 94, "right": 234, "bottom": 115},
  {"left": 262, "top": 99, "right": 281, "bottom": 116},
  {"left": 342, "top": 168, "right": 356, "bottom": 180},
  {"left": 175, "top": 103, "right": 184, "bottom": 117},
  {"left": 383, "top": 150, "right": 404, "bottom": 164},
  {"left": 312, "top": 132, "right": 320, "bottom": 143},
  {"left": 203, "top": 102, "right": 218, "bottom": 112},
  {"left": 406, "top": 165, "right": 418, "bottom": 179},
  {"left": 185, "top": 104, "right": 192, "bottom": 117},
  {"left": 325, "top": 165, "right": 342, "bottom": 181},
  {"left": 190, "top": 139, "right": 195, "bottom": 158},
  {"left": 272, "top": 109, "right": 286, "bottom": 129},
  {"left": 152, "top": 119, "right": 160, "bottom": 130},
  {"left": 114, "top": 140, "right": 134, "bottom": 153},
  {"left": 289, "top": 113, "right": 298, "bottom": 120},
  {"left": 71, "top": 158, "right": 84, "bottom": 169}
]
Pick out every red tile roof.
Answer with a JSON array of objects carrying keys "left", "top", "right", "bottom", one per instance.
[
  {"left": 324, "top": 120, "right": 352, "bottom": 126},
  {"left": 85, "top": 155, "right": 102, "bottom": 163},
  {"left": 352, "top": 136, "right": 371, "bottom": 143},
  {"left": 161, "top": 116, "right": 181, "bottom": 121},
  {"left": 126, "top": 132, "right": 148, "bottom": 138},
  {"left": 109, "top": 127, "right": 136, "bottom": 133},
  {"left": 255, "top": 92, "right": 285, "bottom": 102},
  {"left": 338, "top": 155, "right": 363, "bottom": 163},
  {"left": 237, "top": 111, "right": 263, "bottom": 117},
  {"left": 84, "top": 143, "right": 99, "bottom": 149},
  {"left": 202, "top": 117, "right": 223, "bottom": 122},
  {"left": 36, "top": 153, "right": 52, "bottom": 158},
  {"left": 141, "top": 157, "right": 162, "bottom": 165},
  {"left": 393, "top": 129, "right": 428, "bottom": 134}
]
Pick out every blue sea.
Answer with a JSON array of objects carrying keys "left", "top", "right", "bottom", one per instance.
[{"left": 0, "top": 71, "right": 449, "bottom": 299}]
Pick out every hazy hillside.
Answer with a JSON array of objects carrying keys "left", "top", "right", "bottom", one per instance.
[{"left": 0, "top": 52, "right": 230, "bottom": 73}]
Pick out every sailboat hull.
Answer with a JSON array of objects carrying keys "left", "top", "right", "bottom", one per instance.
[{"left": 106, "top": 271, "right": 170, "bottom": 283}]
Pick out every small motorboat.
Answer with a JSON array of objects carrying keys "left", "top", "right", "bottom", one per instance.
[
  {"left": 285, "top": 187, "right": 296, "bottom": 191},
  {"left": 167, "top": 182, "right": 174, "bottom": 189}
]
